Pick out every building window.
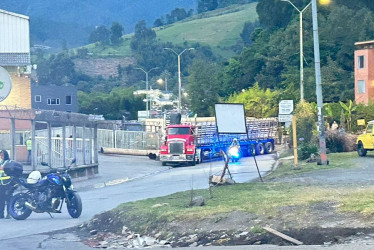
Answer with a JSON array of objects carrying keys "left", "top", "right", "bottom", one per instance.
[
  {"left": 47, "top": 98, "right": 60, "bottom": 105},
  {"left": 35, "top": 95, "right": 41, "bottom": 102},
  {"left": 358, "top": 55, "right": 365, "bottom": 69},
  {"left": 66, "top": 95, "right": 72, "bottom": 105},
  {"left": 358, "top": 80, "right": 366, "bottom": 94}
]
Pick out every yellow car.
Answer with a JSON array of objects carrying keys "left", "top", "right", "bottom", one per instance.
[{"left": 357, "top": 120, "right": 374, "bottom": 156}]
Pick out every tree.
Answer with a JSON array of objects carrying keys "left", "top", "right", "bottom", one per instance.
[
  {"left": 256, "top": 0, "right": 293, "bottom": 28},
  {"left": 37, "top": 53, "right": 76, "bottom": 85},
  {"left": 88, "top": 25, "right": 110, "bottom": 45},
  {"left": 110, "top": 22, "right": 124, "bottom": 45},
  {"left": 130, "top": 20, "right": 156, "bottom": 51},
  {"left": 170, "top": 8, "right": 188, "bottom": 21},
  {"left": 187, "top": 60, "right": 221, "bottom": 116},
  {"left": 197, "top": 0, "right": 218, "bottom": 13},
  {"left": 153, "top": 18, "right": 164, "bottom": 27},
  {"left": 240, "top": 21, "right": 260, "bottom": 46},
  {"left": 339, "top": 100, "right": 357, "bottom": 131},
  {"left": 226, "top": 83, "right": 279, "bottom": 118}
]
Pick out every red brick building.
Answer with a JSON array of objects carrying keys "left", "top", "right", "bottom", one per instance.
[{"left": 354, "top": 40, "right": 374, "bottom": 104}]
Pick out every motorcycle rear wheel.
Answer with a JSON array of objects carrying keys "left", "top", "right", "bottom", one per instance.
[
  {"left": 9, "top": 193, "right": 32, "bottom": 220},
  {"left": 66, "top": 192, "right": 82, "bottom": 218}
]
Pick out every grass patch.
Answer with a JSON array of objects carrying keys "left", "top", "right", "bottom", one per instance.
[
  {"left": 339, "top": 187, "right": 374, "bottom": 215},
  {"left": 265, "top": 152, "right": 358, "bottom": 180},
  {"left": 112, "top": 183, "right": 341, "bottom": 233},
  {"left": 156, "top": 3, "right": 258, "bottom": 49}
]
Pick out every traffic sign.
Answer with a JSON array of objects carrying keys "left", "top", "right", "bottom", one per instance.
[
  {"left": 279, "top": 100, "right": 294, "bottom": 114},
  {"left": 278, "top": 114, "right": 293, "bottom": 123}
]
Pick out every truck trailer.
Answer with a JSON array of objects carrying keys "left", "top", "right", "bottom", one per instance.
[{"left": 159, "top": 118, "right": 277, "bottom": 166}]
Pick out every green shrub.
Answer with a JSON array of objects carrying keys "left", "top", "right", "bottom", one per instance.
[{"left": 297, "top": 142, "right": 318, "bottom": 160}]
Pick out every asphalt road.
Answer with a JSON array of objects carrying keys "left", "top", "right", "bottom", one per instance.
[{"left": 1, "top": 153, "right": 275, "bottom": 249}]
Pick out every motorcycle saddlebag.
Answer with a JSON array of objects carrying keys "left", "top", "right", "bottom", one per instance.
[{"left": 3, "top": 161, "right": 23, "bottom": 177}]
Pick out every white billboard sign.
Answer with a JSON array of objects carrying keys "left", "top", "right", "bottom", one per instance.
[
  {"left": 0, "top": 66, "right": 12, "bottom": 102},
  {"left": 215, "top": 103, "right": 247, "bottom": 134},
  {"left": 279, "top": 100, "right": 294, "bottom": 115}
]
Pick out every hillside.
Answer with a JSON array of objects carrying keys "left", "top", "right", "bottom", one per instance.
[
  {"left": 0, "top": 0, "right": 196, "bottom": 51},
  {"left": 157, "top": 3, "right": 258, "bottom": 58},
  {"left": 82, "top": 3, "right": 258, "bottom": 60}
]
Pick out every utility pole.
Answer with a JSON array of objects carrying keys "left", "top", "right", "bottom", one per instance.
[
  {"left": 281, "top": 0, "right": 311, "bottom": 101},
  {"left": 164, "top": 47, "right": 195, "bottom": 113},
  {"left": 311, "top": 0, "right": 328, "bottom": 165},
  {"left": 135, "top": 67, "right": 158, "bottom": 118}
]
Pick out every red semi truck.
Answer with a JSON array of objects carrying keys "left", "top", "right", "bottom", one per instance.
[{"left": 159, "top": 118, "right": 277, "bottom": 166}]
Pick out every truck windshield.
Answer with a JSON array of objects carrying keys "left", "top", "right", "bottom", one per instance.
[{"left": 168, "top": 127, "right": 190, "bottom": 135}]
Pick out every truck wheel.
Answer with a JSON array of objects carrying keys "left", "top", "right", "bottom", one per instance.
[
  {"left": 357, "top": 142, "right": 367, "bottom": 157},
  {"left": 250, "top": 145, "right": 256, "bottom": 156},
  {"left": 200, "top": 151, "right": 204, "bottom": 163},
  {"left": 264, "top": 141, "right": 274, "bottom": 154},
  {"left": 190, "top": 154, "right": 196, "bottom": 166},
  {"left": 256, "top": 143, "right": 265, "bottom": 155}
]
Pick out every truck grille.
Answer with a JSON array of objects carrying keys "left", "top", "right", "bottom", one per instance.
[{"left": 169, "top": 142, "right": 184, "bottom": 154}]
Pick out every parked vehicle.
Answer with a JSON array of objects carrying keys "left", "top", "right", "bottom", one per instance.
[
  {"left": 7, "top": 159, "right": 82, "bottom": 220},
  {"left": 357, "top": 120, "right": 374, "bottom": 156},
  {"left": 159, "top": 117, "right": 277, "bottom": 166}
]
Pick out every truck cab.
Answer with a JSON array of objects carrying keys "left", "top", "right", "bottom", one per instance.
[
  {"left": 159, "top": 124, "right": 199, "bottom": 166},
  {"left": 357, "top": 120, "right": 374, "bottom": 156}
]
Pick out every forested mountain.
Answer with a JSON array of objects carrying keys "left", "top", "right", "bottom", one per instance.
[
  {"left": 0, "top": 0, "right": 196, "bottom": 50},
  {"left": 27, "top": 0, "right": 374, "bottom": 119}
]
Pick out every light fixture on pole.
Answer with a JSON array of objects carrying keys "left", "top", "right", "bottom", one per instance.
[
  {"left": 135, "top": 67, "right": 158, "bottom": 118},
  {"left": 157, "top": 78, "right": 168, "bottom": 91},
  {"left": 281, "top": 0, "right": 311, "bottom": 102},
  {"left": 311, "top": 0, "right": 328, "bottom": 165},
  {"left": 164, "top": 47, "right": 195, "bottom": 113}
]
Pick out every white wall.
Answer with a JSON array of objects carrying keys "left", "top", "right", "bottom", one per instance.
[{"left": 0, "top": 9, "right": 30, "bottom": 53}]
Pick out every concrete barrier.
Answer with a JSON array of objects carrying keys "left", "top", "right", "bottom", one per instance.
[{"left": 100, "top": 147, "right": 159, "bottom": 157}]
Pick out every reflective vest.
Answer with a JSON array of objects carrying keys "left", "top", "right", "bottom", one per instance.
[
  {"left": 0, "top": 160, "right": 11, "bottom": 185},
  {"left": 26, "top": 139, "right": 32, "bottom": 150}
]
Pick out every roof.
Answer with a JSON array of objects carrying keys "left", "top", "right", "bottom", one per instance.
[
  {"left": 0, "top": 9, "right": 29, "bottom": 20},
  {"left": 354, "top": 40, "right": 374, "bottom": 50},
  {"left": 0, "top": 53, "right": 30, "bottom": 66}
]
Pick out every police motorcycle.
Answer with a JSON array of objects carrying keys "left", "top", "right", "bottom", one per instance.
[
  {"left": 227, "top": 138, "right": 241, "bottom": 162},
  {"left": 5, "top": 159, "right": 82, "bottom": 220}
]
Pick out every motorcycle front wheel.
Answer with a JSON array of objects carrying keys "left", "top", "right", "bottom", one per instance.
[
  {"left": 9, "top": 193, "right": 33, "bottom": 220},
  {"left": 66, "top": 192, "right": 82, "bottom": 218}
]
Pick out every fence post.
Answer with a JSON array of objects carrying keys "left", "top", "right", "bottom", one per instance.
[
  {"left": 10, "top": 118, "right": 16, "bottom": 162},
  {"left": 62, "top": 125, "right": 66, "bottom": 168},
  {"left": 94, "top": 125, "right": 98, "bottom": 164},
  {"left": 82, "top": 125, "right": 86, "bottom": 165}
]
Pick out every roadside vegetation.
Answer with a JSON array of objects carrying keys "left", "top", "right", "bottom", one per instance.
[
  {"left": 97, "top": 151, "right": 374, "bottom": 235},
  {"left": 32, "top": 0, "right": 374, "bottom": 124}
]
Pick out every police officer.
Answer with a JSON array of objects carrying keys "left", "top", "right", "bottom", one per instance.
[
  {"left": 26, "top": 137, "right": 32, "bottom": 164},
  {"left": 0, "top": 149, "right": 11, "bottom": 219}
]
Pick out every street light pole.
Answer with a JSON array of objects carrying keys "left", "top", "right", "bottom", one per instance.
[
  {"left": 311, "top": 0, "right": 328, "bottom": 165},
  {"left": 282, "top": 0, "right": 311, "bottom": 102},
  {"left": 164, "top": 47, "right": 195, "bottom": 113},
  {"left": 135, "top": 67, "right": 158, "bottom": 118}
]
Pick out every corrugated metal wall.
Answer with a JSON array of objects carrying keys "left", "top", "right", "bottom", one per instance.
[{"left": 0, "top": 9, "right": 30, "bottom": 53}]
